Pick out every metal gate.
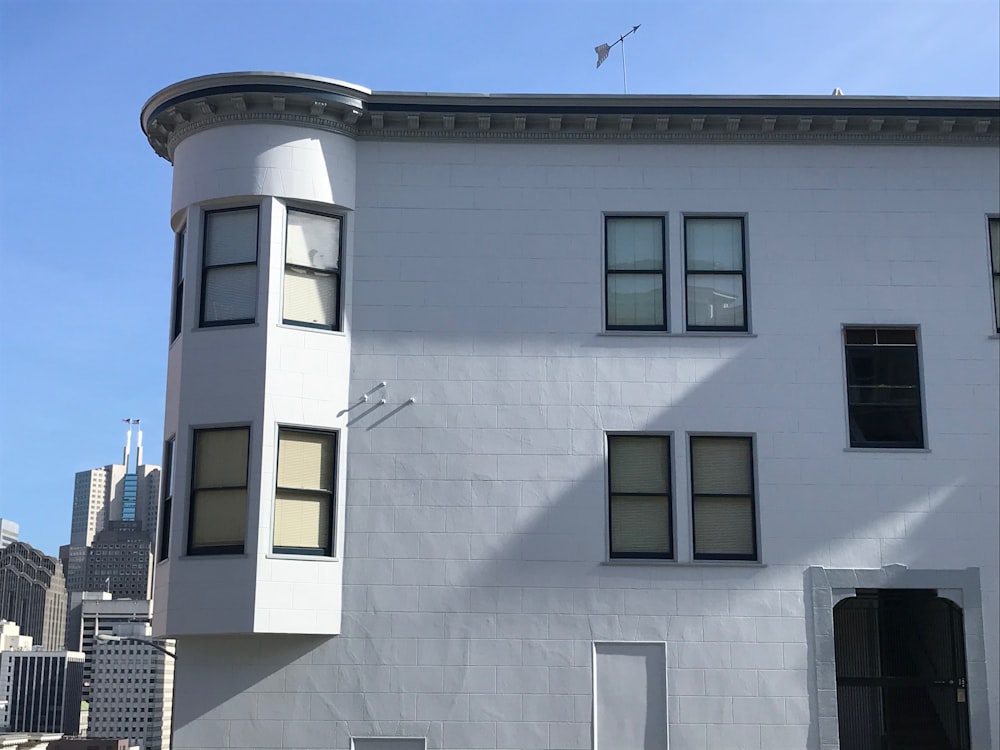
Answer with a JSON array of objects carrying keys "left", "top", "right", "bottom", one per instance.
[{"left": 833, "top": 589, "right": 971, "bottom": 750}]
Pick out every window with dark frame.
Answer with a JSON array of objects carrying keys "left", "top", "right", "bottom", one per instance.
[
  {"left": 605, "top": 216, "right": 667, "bottom": 330},
  {"left": 607, "top": 434, "right": 673, "bottom": 559},
  {"left": 844, "top": 327, "right": 924, "bottom": 449},
  {"left": 690, "top": 435, "right": 757, "bottom": 560},
  {"left": 990, "top": 218, "right": 1000, "bottom": 333},
  {"left": 200, "top": 207, "right": 259, "bottom": 327},
  {"left": 188, "top": 427, "right": 249, "bottom": 555},
  {"left": 685, "top": 216, "right": 747, "bottom": 331},
  {"left": 273, "top": 428, "right": 336, "bottom": 556},
  {"left": 158, "top": 438, "right": 174, "bottom": 562},
  {"left": 284, "top": 209, "right": 342, "bottom": 330},
  {"left": 170, "top": 227, "right": 186, "bottom": 340}
]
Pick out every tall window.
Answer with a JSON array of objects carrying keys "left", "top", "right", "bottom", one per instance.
[
  {"left": 607, "top": 435, "right": 672, "bottom": 559},
  {"left": 284, "top": 209, "right": 342, "bottom": 329},
  {"left": 844, "top": 327, "right": 924, "bottom": 448},
  {"left": 990, "top": 218, "right": 1000, "bottom": 333},
  {"left": 605, "top": 217, "right": 666, "bottom": 330},
  {"left": 685, "top": 216, "right": 747, "bottom": 331},
  {"left": 200, "top": 207, "right": 258, "bottom": 326},
  {"left": 170, "top": 227, "right": 186, "bottom": 340},
  {"left": 158, "top": 438, "right": 174, "bottom": 562},
  {"left": 690, "top": 436, "right": 757, "bottom": 560},
  {"left": 188, "top": 427, "right": 249, "bottom": 555},
  {"left": 274, "top": 428, "right": 336, "bottom": 556}
]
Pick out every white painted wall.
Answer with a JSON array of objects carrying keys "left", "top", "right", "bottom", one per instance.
[{"left": 165, "top": 134, "right": 999, "bottom": 749}]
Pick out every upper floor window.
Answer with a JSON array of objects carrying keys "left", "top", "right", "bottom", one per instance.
[
  {"left": 690, "top": 435, "right": 757, "bottom": 560},
  {"left": 200, "top": 207, "right": 258, "bottom": 326},
  {"left": 284, "top": 209, "right": 342, "bottom": 330},
  {"left": 273, "top": 428, "right": 337, "bottom": 556},
  {"left": 607, "top": 434, "right": 672, "bottom": 559},
  {"left": 188, "top": 426, "right": 249, "bottom": 555},
  {"left": 170, "top": 227, "right": 186, "bottom": 340},
  {"left": 990, "top": 217, "right": 1000, "bottom": 333},
  {"left": 685, "top": 217, "right": 747, "bottom": 331},
  {"left": 844, "top": 327, "right": 924, "bottom": 449},
  {"left": 605, "top": 216, "right": 666, "bottom": 330}
]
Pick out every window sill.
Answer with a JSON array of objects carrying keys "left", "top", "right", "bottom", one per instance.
[
  {"left": 597, "top": 331, "right": 757, "bottom": 338},
  {"left": 602, "top": 559, "right": 765, "bottom": 568},
  {"left": 989, "top": 334, "right": 1000, "bottom": 340},
  {"left": 193, "top": 322, "right": 260, "bottom": 332},
  {"left": 265, "top": 553, "right": 341, "bottom": 562},
  {"left": 844, "top": 447, "right": 931, "bottom": 453},
  {"left": 276, "top": 323, "right": 347, "bottom": 337}
]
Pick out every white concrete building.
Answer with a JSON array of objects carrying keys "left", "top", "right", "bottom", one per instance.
[
  {"left": 140, "top": 72, "right": 999, "bottom": 750},
  {"left": 88, "top": 623, "right": 174, "bottom": 750}
]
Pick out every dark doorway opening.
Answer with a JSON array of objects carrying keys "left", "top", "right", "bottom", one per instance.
[{"left": 833, "top": 589, "right": 971, "bottom": 750}]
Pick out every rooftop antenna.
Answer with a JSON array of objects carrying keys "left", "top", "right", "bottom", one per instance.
[{"left": 595, "top": 24, "right": 641, "bottom": 94}]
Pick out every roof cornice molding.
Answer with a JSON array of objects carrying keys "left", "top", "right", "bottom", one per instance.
[{"left": 141, "top": 72, "right": 1000, "bottom": 161}]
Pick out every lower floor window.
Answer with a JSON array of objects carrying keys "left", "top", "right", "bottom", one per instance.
[
  {"left": 274, "top": 428, "right": 337, "bottom": 556},
  {"left": 607, "top": 434, "right": 673, "bottom": 559},
  {"left": 188, "top": 427, "right": 249, "bottom": 555},
  {"left": 690, "top": 435, "right": 757, "bottom": 560}
]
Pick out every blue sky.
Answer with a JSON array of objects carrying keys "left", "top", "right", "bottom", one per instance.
[{"left": 1, "top": 0, "right": 998, "bottom": 558}]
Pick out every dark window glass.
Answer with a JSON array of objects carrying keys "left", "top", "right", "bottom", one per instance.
[
  {"left": 170, "top": 227, "right": 186, "bottom": 340},
  {"left": 845, "top": 327, "right": 924, "bottom": 448}
]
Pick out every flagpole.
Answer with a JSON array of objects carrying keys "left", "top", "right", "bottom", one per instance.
[{"left": 621, "top": 36, "right": 628, "bottom": 94}]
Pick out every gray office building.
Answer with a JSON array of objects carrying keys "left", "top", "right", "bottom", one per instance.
[{"left": 0, "top": 542, "right": 66, "bottom": 650}]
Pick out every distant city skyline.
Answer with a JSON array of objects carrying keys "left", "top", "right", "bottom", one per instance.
[{"left": 1, "top": 0, "right": 999, "bottom": 558}]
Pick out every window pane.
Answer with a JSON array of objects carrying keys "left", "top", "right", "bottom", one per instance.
[
  {"left": 278, "top": 430, "right": 334, "bottom": 490},
  {"left": 693, "top": 496, "right": 754, "bottom": 556},
  {"left": 287, "top": 211, "right": 340, "bottom": 270},
  {"left": 611, "top": 496, "right": 671, "bottom": 555},
  {"left": 274, "top": 492, "right": 331, "bottom": 550},
  {"left": 687, "top": 274, "right": 745, "bottom": 328},
  {"left": 607, "top": 274, "right": 664, "bottom": 327},
  {"left": 609, "top": 436, "right": 669, "bottom": 493},
  {"left": 195, "top": 429, "right": 249, "bottom": 488},
  {"left": 990, "top": 219, "right": 1000, "bottom": 273},
  {"left": 994, "top": 277, "right": 1000, "bottom": 329},
  {"left": 607, "top": 218, "right": 663, "bottom": 270},
  {"left": 686, "top": 218, "right": 743, "bottom": 271},
  {"left": 203, "top": 266, "right": 256, "bottom": 323},
  {"left": 205, "top": 209, "right": 257, "bottom": 265},
  {"left": 848, "top": 406, "right": 923, "bottom": 446},
  {"left": 691, "top": 437, "right": 752, "bottom": 494},
  {"left": 283, "top": 269, "right": 338, "bottom": 327},
  {"left": 190, "top": 489, "right": 247, "bottom": 547}
]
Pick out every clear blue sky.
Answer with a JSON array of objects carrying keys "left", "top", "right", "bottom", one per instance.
[{"left": 1, "top": 0, "right": 998, "bottom": 558}]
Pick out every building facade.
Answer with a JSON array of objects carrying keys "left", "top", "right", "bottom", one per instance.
[
  {"left": 87, "top": 623, "right": 174, "bottom": 750},
  {"left": 0, "top": 650, "right": 83, "bottom": 733},
  {"left": 83, "top": 523, "right": 153, "bottom": 601},
  {"left": 141, "top": 72, "right": 999, "bottom": 750},
  {"left": 0, "top": 543, "right": 66, "bottom": 651}
]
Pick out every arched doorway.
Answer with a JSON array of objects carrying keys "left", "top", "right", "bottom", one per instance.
[{"left": 833, "top": 589, "right": 971, "bottom": 750}]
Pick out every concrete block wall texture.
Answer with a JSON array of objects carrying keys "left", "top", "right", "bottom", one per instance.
[{"left": 163, "top": 136, "right": 1000, "bottom": 749}]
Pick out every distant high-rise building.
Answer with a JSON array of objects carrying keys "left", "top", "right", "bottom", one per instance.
[
  {"left": 0, "top": 542, "right": 66, "bottom": 650},
  {"left": 89, "top": 622, "right": 174, "bottom": 750},
  {"left": 65, "top": 593, "right": 152, "bottom": 702},
  {"left": 64, "top": 423, "right": 160, "bottom": 596},
  {"left": 0, "top": 649, "right": 84, "bottom": 733},
  {"left": 84, "top": 522, "right": 153, "bottom": 600},
  {"left": 0, "top": 520, "right": 18, "bottom": 550},
  {"left": 0, "top": 619, "right": 33, "bottom": 651}
]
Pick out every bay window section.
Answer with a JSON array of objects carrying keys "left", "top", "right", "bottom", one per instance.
[
  {"left": 170, "top": 227, "right": 186, "bottom": 340},
  {"left": 605, "top": 217, "right": 666, "bottom": 330},
  {"left": 284, "top": 209, "right": 342, "bottom": 330},
  {"left": 188, "top": 427, "right": 249, "bottom": 555},
  {"left": 273, "top": 428, "right": 336, "bottom": 556},
  {"left": 990, "top": 217, "right": 999, "bottom": 333},
  {"left": 685, "top": 217, "right": 747, "bottom": 331},
  {"left": 200, "top": 207, "right": 259, "bottom": 326},
  {"left": 158, "top": 438, "right": 175, "bottom": 562}
]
